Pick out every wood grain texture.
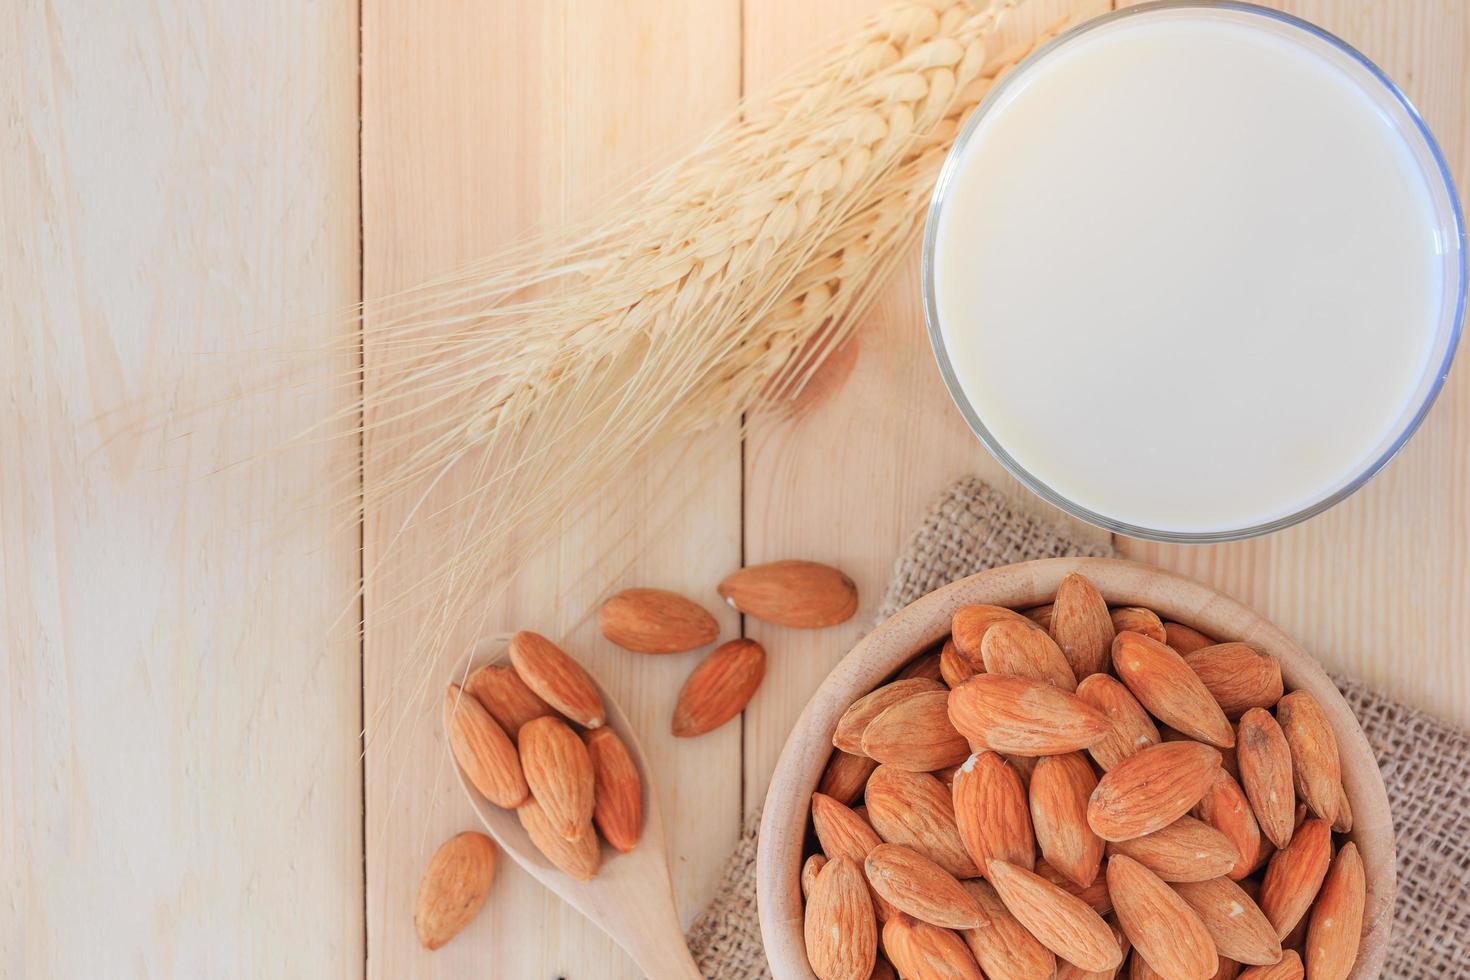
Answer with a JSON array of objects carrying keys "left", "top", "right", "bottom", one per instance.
[
  {"left": 359, "top": 2, "right": 742, "bottom": 977},
  {"left": 738, "top": 0, "right": 1114, "bottom": 821},
  {"left": 1114, "top": 0, "right": 1470, "bottom": 729},
  {"left": 1, "top": 1, "right": 362, "bottom": 976}
]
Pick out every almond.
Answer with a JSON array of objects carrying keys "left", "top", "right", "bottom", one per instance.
[
  {"left": 1111, "top": 607, "right": 1166, "bottom": 643},
  {"left": 445, "top": 684, "right": 529, "bottom": 808},
  {"left": 1108, "top": 854, "right": 1219, "bottom": 980},
  {"left": 718, "top": 559, "right": 857, "bottom": 628},
  {"left": 861, "top": 690, "right": 971, "bottom": 771},
  {"left": 1106, "top": 816, "right": 1238, "bottom": 882},
  {"left": 947, "top": 674, "right": 1110, "bottom": 756},
  {"left": 1026, "top": 603, "right": 1055, "bottom": 630},
  {"left": 805, "top": 856, "right": 878, "bottom": 980},
  {"left": 952, "top": 604, "right": 1033, "bottom": 662},
  {"left": 1056, "top": 917, "right": 1130, "bottom": 980},
  {"left": 882, "top": 915, "right": 985, "bottom": 980},
  {"left": 1172, "top": 876, "right": 1282, "bottom": 966},
  {"left": 1076, "top": 673, "right": 1162, "bottom": 771},
  {"left": 833, "top": 677, "right": 944, "bottom": 754},
  {"left": 1164, "top": 622, "right": 1216, "bottom": 655},
  {"left": 1305, "top": 842, "right": 1365, "bottom": 980},
  {"left": 1113, "top": 631, "right": 1234, "bottom": 748},
  {"left": 1193, "top": 770, "right": 1262, "bottom": 881},
  {"left": 1037, "top": 856, "right": 1114, "bottom": 915},
  {"left": 597, "top": 587, "right": 719, "bottom": 653},
  {"left": 671, "top": 638, "right": 766, "bottom": 737},
  {"left": 811, "top": 792, "right": 897, "bottom": 920},
  {"left": 1182, "top": 644, "right": 1283, "bottom": 718},
  {"left": 802, "top": 853, "right": 828, "bottom": 898},
  {"left": 413, "top": 831, "right": 497, "bottom": 950},
  {"left": 866, "top": 766, "right": 979, "bottom": 878},
  {"left": 508, "top": 631, "right": 605, "bottom": 729},
  {"left": 517, "top": 796, "right": 600, "bottom": 880},
  {"left": 1235, "top": 708, "right": 1296, "bottom": 849},
  {"left": 1258, "top": 818, "right": 1331, "bottom": 940},
  {"left": 865, "top": 843, "right": 986, "bottom": 929},
  {"left": 959, "top": 878, "right": 1058, "bottom": 979},
  {"left": 1089, "top": 741, "right": 1222, "bottom": 841},
  {"left": 583, "top": 727, "right": 641, "bottom": 853},
  {"left": 870, "top": 955, "right": 899, "bottom": 980},
  {"left": 951, "top": 751, "right": 1034, "bottom": 877},
  {"left": 1235, "top": 950, "right": 1302, "bottom": 980},
  {"left": 982, "top": 619, "right": 1078, "bottom": 691},
  {"left": 1051, "top": 571, "right": 1116, "bottom": 678},
  {"left": 988, "top": 860, "right": 1124, "bottom": 973},
  {"left": 940, "top": 640, "right": 978, "bottom": 688},
  {"left": 464, "top": 663, "right": 555, "bottom": 738},
  {"left": 1275, "top": 692, "right": 1342, "bottom": 824},
  {"left": 819, "top": 749, "right": 880, "bottom": 806},
  {"left": 1331, "top": 781, "right": 1353, "bottom": 833},
  {"left": 898, "top": 651, "right": 946, "bottom": 682},
  {"left": 518, "top": 715, "right": 596, "bottom": 840},
  {"left": 1031, "top": 752, "right": 1104, "bottom": 887}
]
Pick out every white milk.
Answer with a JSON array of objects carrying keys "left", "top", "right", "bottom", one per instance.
[{"left": 929, "top": 6, "right": 1459, "bottom": 535}]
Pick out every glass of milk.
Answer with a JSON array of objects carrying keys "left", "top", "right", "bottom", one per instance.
[{"left": 923, "top": 0, "right": 1465, "bottom": 542}]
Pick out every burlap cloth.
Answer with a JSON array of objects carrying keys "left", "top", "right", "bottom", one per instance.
[{"left": 686, "top": 476, "right": 1470, "bottom": 979}]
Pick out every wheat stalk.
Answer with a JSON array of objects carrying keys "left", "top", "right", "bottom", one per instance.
[{"left": 345, "top": 0, "right": 1071, "bottom": 694}]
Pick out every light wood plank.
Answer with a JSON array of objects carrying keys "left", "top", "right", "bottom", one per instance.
[
  {"left": 739, "top": 0, "right": 1114, "bottom": 818},
  {"left": 0, "top": 2, "right": 362, "bottom": 975},
  {"left": 1115, "top": 0, "right": 1470, "bottom": 728},
  {"left": 359, "top": 2, "right": 743, "bottom": 976}
]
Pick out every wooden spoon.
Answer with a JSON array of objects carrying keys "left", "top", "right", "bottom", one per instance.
[{"left": 447, "top": 655, "right": 701, "bottom": 979}]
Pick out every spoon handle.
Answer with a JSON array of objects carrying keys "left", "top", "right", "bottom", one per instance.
[{"left": 607, "top": 881, "right": 703, "bottom": 980}]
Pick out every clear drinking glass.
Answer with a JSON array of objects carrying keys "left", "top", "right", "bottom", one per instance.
[{"left": 921, "top": 0, "right": 1465, "bottom": 543}]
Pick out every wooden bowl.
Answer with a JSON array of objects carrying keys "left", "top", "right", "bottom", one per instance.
[{"left": 757, "top": 557, "right": 1394, "bottom": 979}]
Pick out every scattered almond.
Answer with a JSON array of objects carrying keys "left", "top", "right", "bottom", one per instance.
[
  {"left": 951, "top": 751, "right": 1035, "bottom": 876},
  {"left": 1108, "top": 854, "right": 1219, "bottom": 980},
  {"left": 1184, "top": 644, "right": 1283, "bottom": 718},
  {"left": 1113, "top": 631, "right": 1234, "bottom": 748},
  {"left": 988, "top": 860, "right": 1124, "bottom": 973},
  {"left": 1236, "top": 708, "right": 1296, "bottom": 849},
  {"left": 1193, "top": 770, "right": 1262, "bottom": 881},
  {"left": 414, "top": 832, "right": 497, "bottom": 951},
  {"left": 518, "top": 796, "right": 600, "bottom": 880},
  {"left": 463, "top": 663, "right": 555, "bottom": 738},
  {"left": 1235, "top": 950, "right": 1302, "bottom": 980},
  {"left": 1050, "top": 571, "right": 1116, "bottom": 677},
  {"left": 947, "top": 674, "right": 1109, "bottom": 756},
  {"left": 1030, "top": 752, "right": 1104, "bottom": 887},
  {"left": 518, "top": 715, "right": 596, "bottom": 840},
  {"left": 718, "top": 559, "right": 857, "bottom": 628},
  {"left": 952, "top": 604, "right": 1034, "bottom": 662},
  {"left": 672, "top": 638, "right": 766, "bottom": 737},
  {"left": 1258, "top": 818, "right": 1332, "bottom": 940},
  {"left": 1171, "top": 876, "right": 1282, "bottom": 966},
  {"left": 445, "top": 684, "right": 529, "bottom": 809},
  {"left": 861, "top": 689, "right": 971, "bottom": 771},
  {"left": 866, "top": 765, "right": 979, "bottom": 878},
  {"left": 598, "top": 587, "right": 719, "bottom": 654},
  {"left": 982, "top": 619, "right": 1078, "bottom": 691},
  {"left": 1164, "top": 622, "right": 1216, "bottom": 655},
  {"left": 1304, "top": 842, "right": 1364, "bottom": 980},
  {"left": 959, "top": 878, "right": 1059, "bottom": 980},
  {"left": 583, "top": 727, "right": 641, "bottom": 853},
  {"left": 507, "top": 631, "right": 605, "bottom": 729},
  {"left": 1088, "top": 741, "right": 1222, "bottom": 842},
  {"left": 1275, "top": 692, "right": 1342, "bottom": 824},
  {"left": 805, "top": 856, "right": 878, "bottom": 980},
  {"left": 833, "top": 677, "right": 944, "bottom": 754},
  {"left": 883, "top": 915, "right": 985, "bottom": 980},
  {"left": 1106, "top": 816, "right": 1238, "bottom": 883},
  {"left": 819, "top": 749, "right": 879, "bottom": 806},
  {"left": 1076, "top": 673, "right": 1162, "bottom": 771},
  {"left": 1111, "top": 607, "right": 1166, "bottom": 643},
  {"left": 865, "top": 843, "right": 985, "bottom": 929}
]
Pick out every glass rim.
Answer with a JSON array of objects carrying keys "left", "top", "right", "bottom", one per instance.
[{"left": 921, "top": 0, "right": 1468, "bottom": 544}]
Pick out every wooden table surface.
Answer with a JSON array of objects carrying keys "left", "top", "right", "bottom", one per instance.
[{"left": 6, "top": 1, "right": 1467, "bottom": 976}]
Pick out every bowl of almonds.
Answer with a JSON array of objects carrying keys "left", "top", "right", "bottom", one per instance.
[{"left": 757, "top": 557, "right": 1393, "bottom": 980}]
